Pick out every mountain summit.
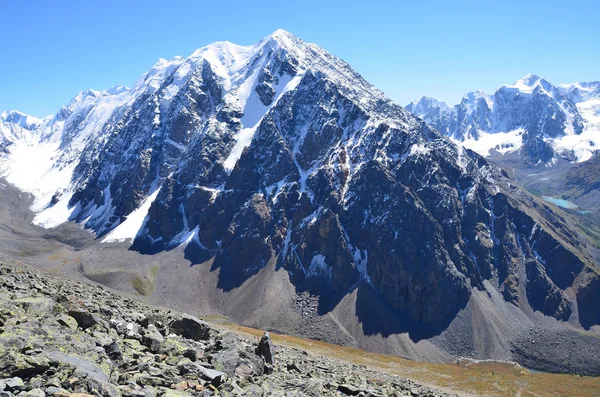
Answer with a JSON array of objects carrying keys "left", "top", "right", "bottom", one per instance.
[{"left": 1, "top": 32, "right": 599, "bottom": 373}]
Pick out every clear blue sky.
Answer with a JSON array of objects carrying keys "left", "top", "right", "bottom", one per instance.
[{"left": 1, "top": 0, "right": 598, "bottom": 117}]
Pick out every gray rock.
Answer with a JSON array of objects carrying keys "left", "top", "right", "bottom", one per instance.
[
  {"left": 255, "top": 331, "right": 275, "bottom": 364},
  {"left": 18, "top": 389, "right": 45, "bottom": 397},
  {"left": 112, "top": 320, "right": 141, "bottom": 339},
  {"left": 14, "top": 297, "right": 54, "bottom": 317},
  {"left": 1, "top": 378, "right": 24, "bottom": 392},
  {"left": 42, "top": 388, "right": 66, "bottom": 396},
  {"left": 56, "top": 314, "right": 78, "bottom": 330},
  {"left": 44, "top": 351, "right": 110, "bottom": 383},
  {"left": 104, "top": 340, "right": 122, "bottom": 361},
  {"left": 338, "top": 383, "right": 360, "bottom": 395},
  {"left": 168, "top": 315, "right": 210, "bottom": 341},
  {"left": 178, "top": 361, "right": 226, "bottom": 385},
  {"left": 141, "top": 327, "right": 163, "bottom": 353},
  {"left": 67, "top": 309, "right": 100, "bottom": 330},
  {"left": 208, "top": 333, "right": 264, "bottom": 378},
  {"left": 87, "top": 377, "right": 121, "bottom": 397}
]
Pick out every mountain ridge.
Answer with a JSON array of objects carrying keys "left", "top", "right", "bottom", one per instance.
[{"left": 406, "top": 74, "right": 600, "bottom": 165}]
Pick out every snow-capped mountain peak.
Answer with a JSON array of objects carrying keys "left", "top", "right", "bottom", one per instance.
[
  {"left": 407, "top": 74, "right": 599, "bottom": 164},
  {"left": 105, "top": 85, "right": 130, "bottom": 95},
  {"left": 517, "top": 73, "right": 542, "bottom": 86},
  {"left": 462, "top": 89, "right": 492, "bottom": 103},
  {"left": 406, "top": 96, "right": 452, "bottom": 116},
  {"left": 0, "top": 29, "right": 396, "bottom": 234},
  {"left": 0, "top": 110, "right": 41, "bottom": 130},
  {"left": 501, "top": 73, "right": 558, "bottom": 97},
  {"left": 558, "top": 80, "right": 600, "bottom": 102}
]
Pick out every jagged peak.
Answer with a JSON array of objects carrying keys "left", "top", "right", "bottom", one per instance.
[
  {"left": 558, "top": 80, "right": 600, "bottom": 100},
  {"left": 413, "top": 95, "right": 451, "bottom": 106},
  {"left": 518, "top": 73, "right": 543, "bottom": 86},
  {"left": 70, "top": 88, "right": 101, "bottom": 103},
  {"left": 131, "top": 28, "right": 389, "bottom": 115},
  {"left": 503, "top": 73, "right": 555, "bottom": 95},
  {"left": 62, "top": 85, "right": 128, "bottom": 109},
  {"left": 267, "top": 28, "right": 296, "bottom": 40},
  {"left": 461, "top": 90, "right": 494, "bottom": 111},
  {"left": 50, "top": 88, "right": 105, "bottom": 123},
  {"left": 0, "top": 110, "right": 42, "bottom": 129},
  {"left": 1, "top": 109, "right": 33, "bottom": 119},
  {"left": 105, "top": 85, "right": 130, "bottom": 95},
  {"left": 185, "top": 29, "right": 301, "bottom": 67},
  {"left": 406, "top": 96, "right": 453, "bottom": 115},
  {"left": 259, "top": 29, "right": 302, "bottom": 49},
  {"left": 137, "top": 32, "right": 300, "bottom": 95},
  {"left": 462, "top": 89, "right": 489, "bottom": 101}
]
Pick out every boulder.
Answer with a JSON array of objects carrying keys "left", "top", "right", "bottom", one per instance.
[
  {"left": 67, "top": 310, "right": 100, "bottom": 330},
  {"left": 177, "top": 362, "right": 225, "bottom": 386},
  {"left": 0, "top": 378, "right": 24, "bottom": 392},
  {"left": 168, "top": 315, "right": 210, "bottom": 341},
  {"left": 337, "top": 384, "right": 360, "bottom": 395},
  {"left": 255, "top": 332, "right": 275, "bottom": 364},
  {"left": 207, "top": 333, "right": 264, "bottom": 378},
  {"left": 56, "top": 314, "right": 78, "bottom": 330},
  {"left": 104, "top": 341, "right": 122, "bottom": 361},
  {"left": 14, "top": 297, "right": 54, "bottom": 317},
  {"left": 18, "top": 389, "right": 45, "bottom": 397},
  {"left": 140, "top": 326, "right": 163, "bottom": 353},
  {"left": 87, "top": 377, "right": 121, "bottom": 397}
]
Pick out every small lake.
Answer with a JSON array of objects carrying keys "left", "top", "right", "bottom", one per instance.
[{"left": 543, "top": 196, "right": 579, "bottom": 209}]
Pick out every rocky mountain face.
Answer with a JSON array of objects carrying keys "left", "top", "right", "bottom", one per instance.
[
  {"left": 406, "top": 75, "right": 600, "bottom": 166},
  {"left": 1, "top": 31, "right": 599, "bottom": 370},
  {"left": 0, "top": 260, "right": 455, "bottom": 397}
]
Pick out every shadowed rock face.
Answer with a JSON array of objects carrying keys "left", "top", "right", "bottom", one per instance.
[
  {"left": 1, "top": 31, "right": 599, "bottom": 341},
  {"left": 577, "top": 271, "right": 600, "bottom": 329}
]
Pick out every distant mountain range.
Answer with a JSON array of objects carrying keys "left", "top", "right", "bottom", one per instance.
[
  {"left": 406, "top": 75, "right": 600, "bottom": 166},
  {"left": 1, "top": 31, "right": 599, "bottom": 374}
]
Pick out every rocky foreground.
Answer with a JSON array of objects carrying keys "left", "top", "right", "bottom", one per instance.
[{"left": 0, "top": 260, "right": 456, "bottom": 397}]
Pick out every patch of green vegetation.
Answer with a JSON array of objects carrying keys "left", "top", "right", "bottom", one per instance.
[
  {"left": 131, "top": 264, "right": 160, "bottom": 296},
  {"left": 576, "top": 223, "right": 600, "bottom": 249},
  {"left": 525, "top": 186, "right": 543, "bottom": 197}
]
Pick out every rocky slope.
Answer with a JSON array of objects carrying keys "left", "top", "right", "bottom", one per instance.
[
  {"left": 406, "top": 75, "right": 600, "bottom": 166},
  {"left": 0, "top": 259, "right": 455, "bottom": 397},
  {"left": 1, "top": 31, "right": 600, "bottom": 373}
]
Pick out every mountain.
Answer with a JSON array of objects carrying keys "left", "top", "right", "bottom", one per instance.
[
  {"left": 406, "top": 75, "right": 600, "bottom": 166},
  {"left": 0, "top": 110, "right": 41, "bottom": 152},
  {"left": 1, "top": 31, "right": 599, "bottom": 374}
]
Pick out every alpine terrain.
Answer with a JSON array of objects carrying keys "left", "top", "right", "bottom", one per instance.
[
  {"left": 1, "top": 30, "right": 599, "bottom": 378},
  {"left": 406, "top": 75, "right": 600, "bottom": 167}
]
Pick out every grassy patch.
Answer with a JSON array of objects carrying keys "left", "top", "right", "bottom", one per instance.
[
  {"left": 576, "top": 223, "right": 600, "bottom": 249},
  {"left": 131, "top": 264, "right": 159, "bottom": 296}
]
